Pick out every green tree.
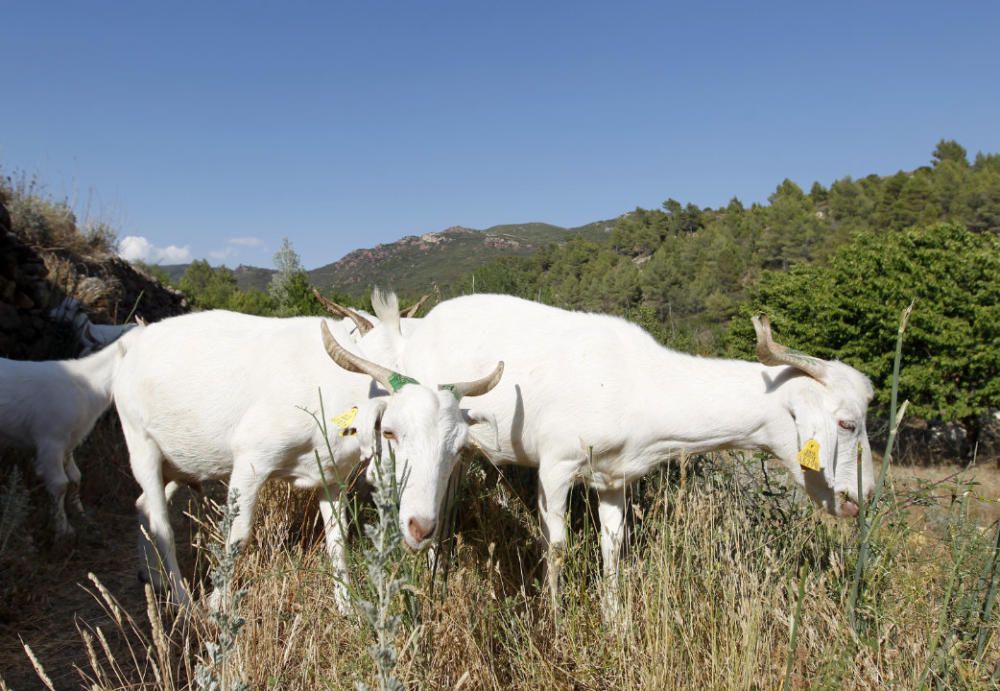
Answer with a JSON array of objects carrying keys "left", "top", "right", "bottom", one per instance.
[
  {"left": 228, "top": 287, "right": 276, "bottom": 315},
  {"left": 726, "top": 222, "right": 1000, "bottom": 451},
  {"left": 610, "top": 207, "right": 670, "bottom": 257},
  {"left": 932, "top": 139, "right": 968, "bottom": 167},
  {"left": 964, "top": 161, "right": 1000, "bottom": 232},
  {"left": 269, "top": 238, "right": 302, "bottom": 303},
  {"left": 464, "top": 256, "right": 542, "bottom": 299},
  {"left": 179, "top": 260, "right": 240, "bottom": 309},
  {"left": 282, "top": 271, "right": 325, "bottom": 316},
  {"left": 828, "top": 177, "right": 875, "bottom": 229},
  {"left": 758, "top": 179, "right": 828, "bottom": 269},
  {"left": 268, "top": 238, "right": 317, "bottom": 315}
]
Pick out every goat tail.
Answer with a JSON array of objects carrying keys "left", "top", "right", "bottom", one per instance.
[{"left": 371, "top": 287, "right": 401, "bottom": 336}]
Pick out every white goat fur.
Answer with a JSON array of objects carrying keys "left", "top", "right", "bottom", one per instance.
[
  {"left": 334, "top": 291, "right": 420, "bottom": 344},
  {"left": 113, "top": 305, "right": 496, "bottom": 608},
  {"left": 0, "top": 327, "right": 143, "bottom": 535},
  {"left": 393, "top": 294, "right": 876, "bottom": 603}
]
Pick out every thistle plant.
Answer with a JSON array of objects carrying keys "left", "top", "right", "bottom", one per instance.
[
  {"left": 194, "top": 488, "right": 249, "bottom": 691},
  {"left": 355, "top": 446, "right": 409, "bottom": 691}
]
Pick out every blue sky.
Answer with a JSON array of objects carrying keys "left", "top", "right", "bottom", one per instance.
[{"left": 2, "top": 1, "right": 998, "bottom": 269}]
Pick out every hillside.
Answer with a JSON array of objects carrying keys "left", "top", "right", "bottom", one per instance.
[
  {"left": 309, "top": 220, "right": 616, "bottom": 296},
  {"left": 159, "top": 263, "right": 275, "bottom": 292},
  {"left": 163, "top": 219, "right": 617, "bottom": 295}
]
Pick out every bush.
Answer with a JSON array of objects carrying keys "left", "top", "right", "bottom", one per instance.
[{"left": 726, "top": 222, "right": 1000, "bottom": 444}]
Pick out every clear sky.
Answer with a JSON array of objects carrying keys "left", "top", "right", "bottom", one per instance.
[{"left": 2, "top": 1, "right": 998, "bottom": 269}]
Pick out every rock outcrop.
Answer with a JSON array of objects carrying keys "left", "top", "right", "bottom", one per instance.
[{"left": 0, "top": 198, "right": 188, "bottom": 360}]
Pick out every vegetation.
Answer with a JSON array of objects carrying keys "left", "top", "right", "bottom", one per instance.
[
  {"left": 460, "top": 140, "right": 1000, "bottom": 345},
  {"left": 306, "top": 221, "right": 616, "bottom": 297},
  {"left": 725, "top": 223, "right": 1000, "bottom": 440},
  {"left": 177, "top": 260, "right": 277, "bottom": 315},
  {"left": 12, "top": 452, "right": 998, "bottom": 688},
  {"left": 174, "top": 250, "right": 331, "bottom": 317},
  {"left": 1, "top": 170, "right": 119, "bottom": 256}
]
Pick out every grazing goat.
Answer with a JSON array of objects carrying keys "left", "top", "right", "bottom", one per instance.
[
  {"left": 0, "top": 326, "right": 144, "bottom": 535},
  {"left": 389, "top": 295, "right": 876, "bottom": 608},
  {"left": 112, "top": 305, "right": 501, "bottom": 609}
]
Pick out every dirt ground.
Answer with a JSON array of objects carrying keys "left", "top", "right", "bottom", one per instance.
[
  {"left": 1, "top": 425, "right": 998, "bottom": 689},
  {"left": 0, "top": 416, "right": 203, "bottom": 690}
]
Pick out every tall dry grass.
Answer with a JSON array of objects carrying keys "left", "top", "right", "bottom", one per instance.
[{"left": 6, "top": 450, "right": 993, "bottom": 690}]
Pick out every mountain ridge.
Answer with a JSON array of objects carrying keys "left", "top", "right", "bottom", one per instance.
[{"left": 162, "top": 218, "right": 619, "bottom": 295}]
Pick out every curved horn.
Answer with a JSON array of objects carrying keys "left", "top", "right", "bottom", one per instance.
[
  {"left": 320, "top": 321, "right": 396, "bottom": 392},
  {"left": 440, "top": 361, "right": 504, "bottom": 400},
  {"left": 402, "top": 294, "right": 430, "bottom": 318},
  {"left": 312, "top": 288, "right": 374, "bottom": 336},
  {"left": 751, "top": 314, "right": 828, "bottom": 382}
]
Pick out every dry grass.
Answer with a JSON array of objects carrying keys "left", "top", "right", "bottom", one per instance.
[
  {"left": 3, "top": 437, "right": 998, "bottom": 690},
  {"left": 1, "top": 171, "right": 118, "bottom": 257},
  {"left": 894, "top": 463, "right": 1000, "bottom": 527}
]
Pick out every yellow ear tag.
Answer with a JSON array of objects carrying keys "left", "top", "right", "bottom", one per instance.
[
  {"left": 797, "top": 438, "right": 822, "bottom": 471},
  {"left": 332, "top": 406, "right": 359, "bottom": 436}
]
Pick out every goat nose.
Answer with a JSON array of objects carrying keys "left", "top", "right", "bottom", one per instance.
[{"left": 407, "top": 517, "right": 436, "bottom": 544}]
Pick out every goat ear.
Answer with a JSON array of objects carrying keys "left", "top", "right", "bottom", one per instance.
[
  {"left": 789, "top": 394, "right": 836, "bottom": 477},
  {"left": 356, "top": 397, "right": 388, "bottom": 466},
  {"left": 463, "top": 408, "right": 500, "bottom": 452}
]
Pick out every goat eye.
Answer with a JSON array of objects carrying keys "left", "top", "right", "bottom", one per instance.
[
  {"left": 838, "top": 420, "right": 857, "bottom": 432},
  {"left": 382, "top": 430, "right": 396, "bottom": 440}
]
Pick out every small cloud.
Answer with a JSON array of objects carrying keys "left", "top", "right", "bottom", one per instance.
[
  {"left": 228, "top": 236, "right": 263, "bottom": 247},
  {"left": 119, "top": 236, "right": 193, "bottom": 264},
  {"left": 206, "top": 237, "right": 265, "bottom": 262}
]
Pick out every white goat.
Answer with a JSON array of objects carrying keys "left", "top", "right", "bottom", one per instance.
[
  {"left": 389, "top": 294, "right": 876, "bottom": 607},
  {"left": 112, "top": 305, "right": 501, "bottom": 609},
  {"left": 0, "top": 326, "right": 144, "bottom": 535}
]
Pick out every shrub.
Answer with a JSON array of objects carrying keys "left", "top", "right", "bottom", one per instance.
[{"left": 726, "top": 222, "right": 1000, "bottom": 446}]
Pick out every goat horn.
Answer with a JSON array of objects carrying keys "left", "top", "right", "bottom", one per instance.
[
  {"left": 440, "top": 361, "right": 504, "bottom": 400},
  {"left": 402, "top": 294, "right": 430, "bottom": 318},
  {"left": 751, "top": 314, "right": 827, "bottom": 382},
  {"left": 312, "top": 288, "right": 374, "bottom": 336},
  {"left": 320, "top": 321, "right": 401, "bottom": 392}
]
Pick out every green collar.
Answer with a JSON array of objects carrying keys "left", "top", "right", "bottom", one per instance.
[
  {"left": 388, "top": 372, "right": 461, "bottom": 401},
  {"left": 388, "top": 372, "right": 420, "bottom": 392}
]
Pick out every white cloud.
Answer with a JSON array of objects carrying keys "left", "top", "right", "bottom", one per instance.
[
  {"left": 228, "top": 236, "right": 263, "bottom": 247},
  {"left": 119, "top": 235, "right": 193, "bottom": 264},
  {"left": 206, "top": 237, "right": 266, "bottom": 262}
]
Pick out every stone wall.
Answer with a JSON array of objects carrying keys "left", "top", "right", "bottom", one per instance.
[{"left": 0, "top": 199, "right": 189, "bottom": 360}]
